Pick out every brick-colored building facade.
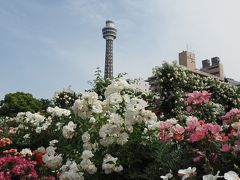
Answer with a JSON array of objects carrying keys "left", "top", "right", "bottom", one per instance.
[{"left": 179, "top": 51, "right": 224, "bottom": 81}]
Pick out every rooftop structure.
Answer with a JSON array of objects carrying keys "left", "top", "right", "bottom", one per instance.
[
  {"left": 179, "top": 51, "right": 224, "bottom": 81},
  {"left": 200, "top": 57, "right": 224, "bottom": 80},
  {"left": 225, "top": 78, "right": 240, "bottom": 86},
  {"left": 148, "top": 51, "right": 240, "bottom": 91},
  {"left": 179, "top": 51, "right": 196, "bottom": 70}
]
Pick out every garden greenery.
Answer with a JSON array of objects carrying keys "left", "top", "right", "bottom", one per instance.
[
  {"left": 0, "top": 64, "right": 240, "bottom": 179},
  {"left": 150, "top": 62, "right": 240, "bottom": 119}
]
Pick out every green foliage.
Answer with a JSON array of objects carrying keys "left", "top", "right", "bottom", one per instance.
[
  {"left": 88, "top": 68, "right": 113, "bottom": 99},
  {"left": 88, "top": 67, "right": 129, "bottom": 100},
  {"left": 53, "top": 86, "right": 78, "bottom": 109},
  {"left": 0, "top": 92, "right": 42, "bottom": 117},
  {"left": 39, "top": 98, "right": 52, "bottom": 111},
  {"left": 151, "top": 62, "right": 240, "bottom": 118}
]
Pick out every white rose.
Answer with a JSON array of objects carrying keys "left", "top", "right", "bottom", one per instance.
[
  {"left": 62, "top": 121, "right": 77, "bottom": 139},
  {"left": 82, "top": 131, "right": 91, "bottom": 143},
  {"left": 81, "top": 150, "right": 94, "bottom": 159},
  {"left": 20, "top": 148, "right": 32, "bottom": 156}
]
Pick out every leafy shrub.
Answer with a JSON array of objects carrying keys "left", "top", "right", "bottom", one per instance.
[
  {"left": 150, "top": 62, "right": 240, "bottom": 118},
  {"left": 0, "top": 92, "right": 42, "bottom": 117},
  {"left": 53, "top": 86, "right": 78, "bottom": 109}
]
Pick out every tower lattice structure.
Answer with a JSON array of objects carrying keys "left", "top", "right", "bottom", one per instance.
[{"left": 102, "top": 20, "right": 117, "bottom": 79}]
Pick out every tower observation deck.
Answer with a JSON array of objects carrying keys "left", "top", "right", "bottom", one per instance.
[{"left": 102, "top": 20, "right": 117, "bottom": 79}]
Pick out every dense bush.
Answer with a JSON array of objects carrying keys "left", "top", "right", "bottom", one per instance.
[
  {"left": 53, "top": 86, "right": 79, "bottom": 109},
  {"left": 150, "top": 62, "right": 240, "bottom": 118},
  {"left": 0, "top": 92, "right": 42, "bottom": 117},
  {"left": 0, "top": 79, "right": 163, "bottom": 179},
  {"left": 0, "top": 69, "right": 240, "bottom": 179}
]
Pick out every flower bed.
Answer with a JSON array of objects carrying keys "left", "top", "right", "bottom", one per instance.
[{"left": 0, "top": 75, "right": 240, "bottom": 179}]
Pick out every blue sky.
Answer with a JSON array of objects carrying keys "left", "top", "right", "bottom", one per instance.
[{"left": 1, "top": 0, "right": 240, "bottom": 99}]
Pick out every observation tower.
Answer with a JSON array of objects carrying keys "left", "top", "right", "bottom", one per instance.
[{"left": 102, "top": 20, "right": 117, "bottom": 79}]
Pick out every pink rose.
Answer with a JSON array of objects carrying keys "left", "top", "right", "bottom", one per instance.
[{"left": 220, "top": 144, "right": 231, "bottom": 152}]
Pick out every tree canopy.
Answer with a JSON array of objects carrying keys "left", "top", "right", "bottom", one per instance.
[{"left": 0, "top": 92, "right": 42, "bottom": 117}]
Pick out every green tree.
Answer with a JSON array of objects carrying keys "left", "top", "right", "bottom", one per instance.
[
  {"left": 0, "top": 92, "right": 42, "bottom": 117},
  {"left": 39, "top": 98, "right": 52, "bottom": 111}
]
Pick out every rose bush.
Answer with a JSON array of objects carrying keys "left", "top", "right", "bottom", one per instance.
[
  {"left": 150, "top": 62, "right": 240, "bottom": 119},
  {"left": 0, "top": 78, "right": 162, "bottom": 179},
  {"left": 0, "top": 67, "right": 240, "bottom": 179}
]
